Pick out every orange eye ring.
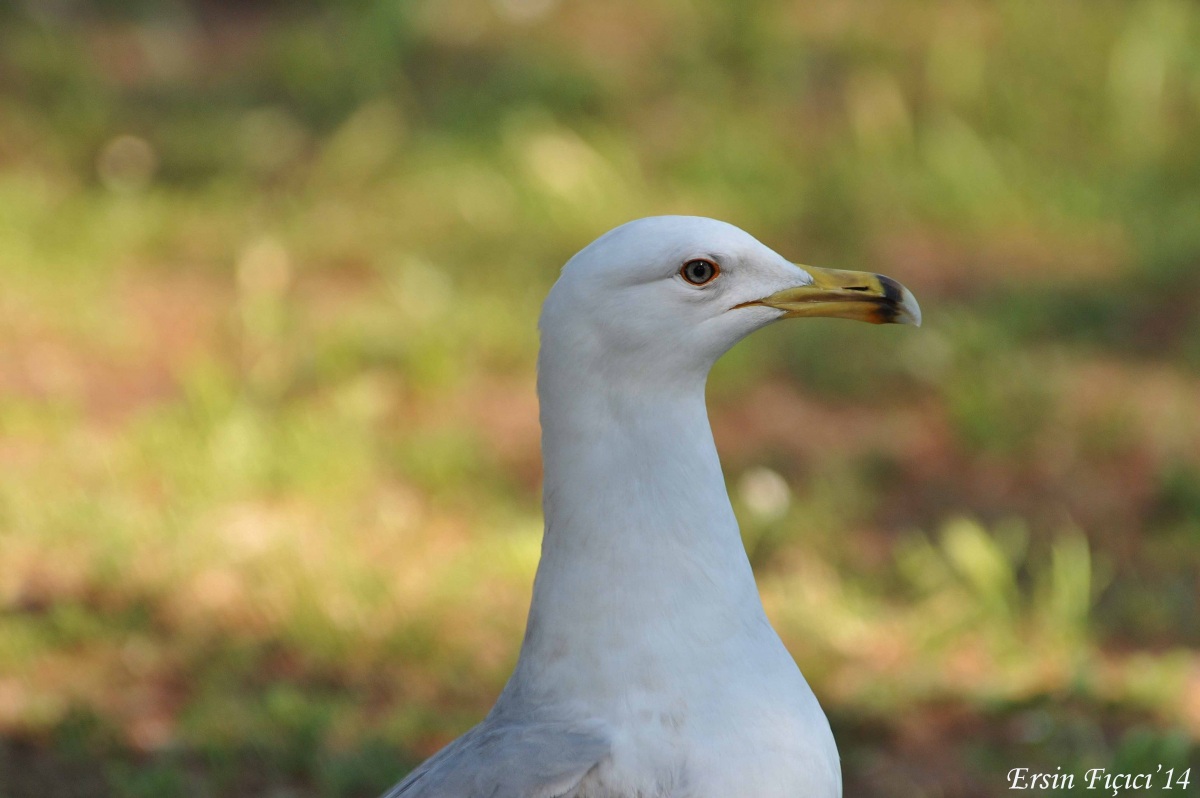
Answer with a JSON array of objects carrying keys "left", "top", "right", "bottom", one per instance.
[{"left": 681, "top": 258, "right": 719, "bottom": 286}]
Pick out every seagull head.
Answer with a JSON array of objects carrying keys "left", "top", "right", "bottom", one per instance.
[{"left": 539, "top": 216, "right": 920, "bottom": 388}]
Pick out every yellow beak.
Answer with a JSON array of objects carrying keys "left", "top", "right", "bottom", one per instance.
[{"left": 745, "top": 265, "right": 921, "bottom": 326}]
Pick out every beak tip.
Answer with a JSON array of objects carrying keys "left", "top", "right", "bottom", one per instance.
[
  {"left": 881, "top": 276, "right": 922, "bottom": 328},
  {"left": 900, "top": 290, "right": 922, "bottom": 327},
  {"left": 897, "top": 283, "right": 921, "bottom": 326}
]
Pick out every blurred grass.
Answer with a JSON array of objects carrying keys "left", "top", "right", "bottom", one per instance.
[{"left": 1, "top": 0, "right": 1199, "bottom": 795}]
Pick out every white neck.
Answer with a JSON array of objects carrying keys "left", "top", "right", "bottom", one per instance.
[{"left": 505, "top": 356, "right": 772, "bottom": 705}]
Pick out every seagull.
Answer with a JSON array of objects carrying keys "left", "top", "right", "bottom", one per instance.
[{"left": 382, "top": 216, "right": 920, "bottom": 798}]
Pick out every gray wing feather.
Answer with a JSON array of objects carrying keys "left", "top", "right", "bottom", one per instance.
[{"left": 380, "top": 718, "right": 609, "bottom": 798}]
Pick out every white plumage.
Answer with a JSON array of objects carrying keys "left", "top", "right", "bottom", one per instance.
[{"left": 383, "top": 216, "right": 920, "bottom": 798}]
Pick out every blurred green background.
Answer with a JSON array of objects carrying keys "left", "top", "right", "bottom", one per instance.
[{"left": 1, "top": 0, "right": 1199, "bottom": 795}]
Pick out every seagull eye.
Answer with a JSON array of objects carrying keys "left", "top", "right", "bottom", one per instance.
[{"left": 681, "top": 259, "right": 719, "bottom": 286}]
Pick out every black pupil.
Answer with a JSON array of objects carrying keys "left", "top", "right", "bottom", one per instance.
[{"left": 687, "top": 261, "right": 712, "bottom": 283}]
